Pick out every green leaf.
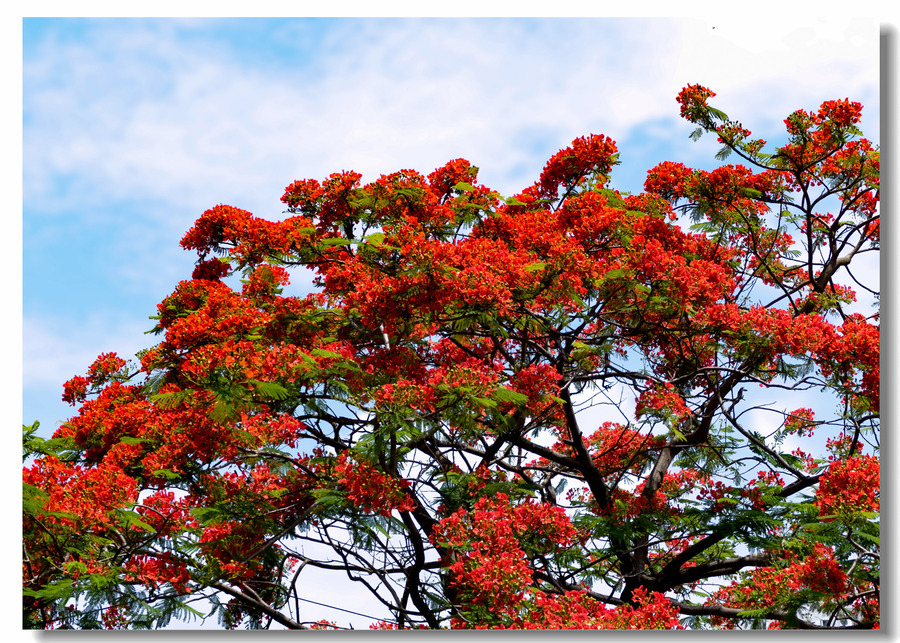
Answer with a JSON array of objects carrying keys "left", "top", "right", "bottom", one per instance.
[
  {"left": 119, "top": 436, "right": 151, "bottom": 445},
  {"left": 524, "top": 261, "right": 547, "bottom": 272},
  {"left": 319, "top": 237, "right": 353, "bottom": 247},
  {"left": 569, "top": 290, "right": 588, "bottom": 309},
  {"left": 23, "top": 578, "right": 80, "bottom": 601},
  {"left": 493, "top": 387, "right": 530, "bottom": 405},
  {"left": 151, "top": 469, "right": 182, "bottom": 480},
  {"left": 152, "top": 389, "right": 195, "bottom": 410},
  {"left": 248, "top": 379, "right": 291, "bottom": 400},
  {"left": 23, "top": 420, "right": 40, "bottom": 440},
  {"left": 310, "top": 349, "right": 345, "bottom": 360},
  {"left": 23, "top": 483, "right": 49, "bottom": 514},
  {"left": 707, "top": 106, "right": 729, "bottom": 122},
  {"left": 311, "top": 488, "right": 347, "bottom": 510},
  {"left": 115, "top": 509, "right": 157, "bottom": 533},
  {"left": 737, "top": 606, "right": 773, "bottom": 619},
  {"left": 24, "top": 430, "right": 79, "bottom": 461},
  {"left": 232, "top": 427, "right": 256, "bottom": 444},
  {"left": 396, "top": 187, "right": 424, "bottom": 200},
  {"left": 471, "top": 396, "right": 498, "bottom": 409},
  {"left": 363, "top": 232, "right": 385, "bottom": 247},
  {"left": 42, "top": 509, "right": 80, "bottom": 521},
  {"left": 855, "top": 529, "right": 880, "bottom": 546},
  {"left": 191, "top": 506, "right": 226, "bottom": 524},
  {"left": 209, "top": 400, "right": 236, "bottom": 424},
  {"left": 174, "top": 601, "right": 205, "bottom": 620}
]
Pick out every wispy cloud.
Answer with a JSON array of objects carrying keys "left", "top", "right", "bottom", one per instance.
[
  {"left": 24, "top": 18, "right": 878, "bottom": 216},
  {"left": 24, "top": 313, "right": 155, "bottom": 389},
  {"left": 25, "top": 19, "right": 688, "bottom": 216}
]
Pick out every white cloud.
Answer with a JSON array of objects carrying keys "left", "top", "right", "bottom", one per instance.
[
  {"left": 672, "top": 17, "right": 879, "bottom": 130},
  {"left": 23, "top": 313, "right": 154, "bottom": 390},
  {"left": 24, "top": 18, "right": 879, "bottom": 228}
]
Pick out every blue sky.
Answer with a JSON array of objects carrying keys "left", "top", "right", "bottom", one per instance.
[{"left": 17, "top": 13, "right": 884, "bottom": 628}]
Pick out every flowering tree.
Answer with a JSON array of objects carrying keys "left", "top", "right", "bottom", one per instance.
[{"left": 23, "top": 85, "right": 879, "bottom": 630}]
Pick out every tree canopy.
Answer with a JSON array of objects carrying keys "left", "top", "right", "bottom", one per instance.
[{"left": 23, "top": 85, "right": 879, "bottom": 630}]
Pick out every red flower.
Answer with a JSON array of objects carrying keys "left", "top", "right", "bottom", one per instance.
[{"left": 815, "top": 455, "right": 880, "bottom": 521}]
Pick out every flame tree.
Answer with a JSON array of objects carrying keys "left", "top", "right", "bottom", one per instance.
[{"left": 24, "top": 86, "right": 879, "bottom": 630}]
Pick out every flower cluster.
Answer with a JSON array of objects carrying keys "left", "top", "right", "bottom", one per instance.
[
  {"left": 814, "top": 454, "right": 879, "bottom": 521},
  {"left": 783, "top": 408, "right": 817, "bottom": 437},
  {"left": 676, "top": 84, "right": 716, "bottom": 120},
  {"left": 506, "top": 586, "right": 681, "bottom": 630},
  {"left": 123, "top": 553, "right": 191, "bottom": 593},
  {"left": 635, "top": 381, "right": 692, "bottom": 422},
  {"left": 61, "top": 352, "right": 128, "bottom": 405},
  {"left": 333, "top": 453, "right": 416, "bottom": 516},
  {"left": 136, "top": 490, "right": 196, "bottom": 536},
  {"left": 101, "top": 606, "right": 130, "bottom": 630},
  {"left": 426, "top": 158, "right": 479, "bottom": 199},
  {"left": 708, "top": 543, "right": 848, "bottom": 626},
  {"left": 432, "top": 493, "right": 577, "bottom": 619},
  {"left": 536, "top": 134, "right": 618, "bottom": 197},
  {"left": 24, "top": 457, "right": 138, "bottom": 533}
]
